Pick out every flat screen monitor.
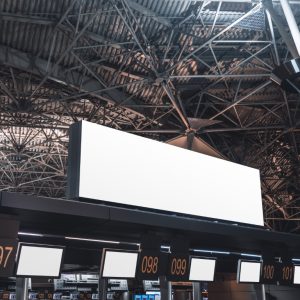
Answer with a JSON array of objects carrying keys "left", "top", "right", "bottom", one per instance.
[
  {"left": 189, "top": 257, "right": 216, "bottom": 282},
  {"left": 16, "top": 244, "right": 64, "bottom": 278},
  {"left": 293, "top": 265, "right": 300, "bottom": 284},
  {"left": 100, "top": 249, "right": 138, "bottom": 278},
  {"left": 237, "top": 260, "right": 261, "bottom": 283}
]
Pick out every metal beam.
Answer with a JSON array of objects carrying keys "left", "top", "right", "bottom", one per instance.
[
  {"left": 0, "top": 13, "right": 130, "bottom": 51},
  {"left": 162, "top": 82, "right": 190, "bottom": 129},
  {"left": 263, "top": 0, "right": 299, "bottom": 59},
  {"left": 170, "top": 74, "right": 271, "bottom": 79},
  {"left": 126, "top": 125, "right": 289, "bottom": 134},
  {"left": 0, "top": 45, "right": 146, "bottom": 117},
  {"left": 126, "top": 0, "right": 172, "bottom": 28},
  {"left": 210, "top": 81, "right": 272, "bottom": 120},
  {"left": 166, "top": 2, "right": 263, "bottom": 73},
  {"left": 279, "top": 0, "right": 300, "bottom": 57},
  {"left": 266, "top": 10, "right": 280, "bottom": 65}
]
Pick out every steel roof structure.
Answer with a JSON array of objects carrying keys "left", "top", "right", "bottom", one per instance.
[{"left": 1, "top": 0, "right": 300, "bottom": 232}]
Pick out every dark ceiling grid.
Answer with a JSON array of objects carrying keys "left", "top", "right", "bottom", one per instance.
[{"left": 1, "top": 0, "right": 300, "bottom": 232}]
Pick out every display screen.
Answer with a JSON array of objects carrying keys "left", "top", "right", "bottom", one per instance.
[
  {"left": 68, "top": 121, "right": 264, "bottom": 226},
  {"left": 101, "top": 250, "right": 138, "bottom": 278},
  {"left": 0, "top": 239, "right": 17, "bottom": 277},
  {"left": 16, "top": 245, "right": 64, "bottom": 277},
  {"left": 293, "top": 265, "right": 300, "bottom": 284},
  {"left": 189, "top": 257, "right": 216, "bottom": 281},
  {"left": 237, "top": 260, "right": 261, "bottom": 283}
]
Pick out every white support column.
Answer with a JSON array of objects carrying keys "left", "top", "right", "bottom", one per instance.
[{"left": 280, "top": 0, "right": 300, "bottom": 57}]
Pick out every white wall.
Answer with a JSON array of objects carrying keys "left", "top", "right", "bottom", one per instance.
[{"left": 77, "top": 121, "right": 264, "bottom": 226}]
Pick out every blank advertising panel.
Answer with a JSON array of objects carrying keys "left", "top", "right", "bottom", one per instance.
[
  {"left": 16, "top": 244, "right": 64, "bottom": 278},
  {"left": 189, "top": 257, "right": 216, "bottom": 282},
  {"left": 237, "top": 260, "right": 262, "bottom": 283},
  {"left": 293, "top": 265, "right": 300, "bottom": 284},
  {"left": 100, "top": 250, "right": 138, "bottom": 278},
  {"left": 68, "top": 121, "right": 264, "bottom": 226}
]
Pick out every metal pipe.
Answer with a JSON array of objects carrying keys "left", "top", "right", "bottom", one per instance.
[
  {"left": 266, "top": 10, "right": 280, "bottom": 65},
  {"left": 162, "top": 82, "right": 190, "bottom": 129},
  {"left": 262, "top": 284, "right": 266, "bottom": 300},
  {"left": 210, "top": 80, "right": 272, "bottom": 120},
  {"left": 170, "top": 74, "right": 271, "bottom": 79},
  {"left": 280, "top": 0, "right": 300, "bottom": 57}
]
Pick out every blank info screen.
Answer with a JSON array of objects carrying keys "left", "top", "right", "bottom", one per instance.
[
  {"left": 102, "top": 251, "right": 138, "bottom": 278},
  {"left": 17, "top": 246, "right": 63, "bottom": 277},
  {"left": 293, "top": 265, "right": 300, "bottom": 284},
  {"left": 78, "top": 121, "right": 264, "bottom": 226},
  {"left": 189, "top": 258, "right": 216, "bottom": 281},
  {"left": 238, "top": 261, "right": 261, "bottom": 283}
]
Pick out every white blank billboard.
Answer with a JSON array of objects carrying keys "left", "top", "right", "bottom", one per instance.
[
  {"left": 69, "top": 121, "right": 264, "bottom": 226},
  {"left": 16, "top": 245, "right": 64, "bottom": 277},
  {"left": 101, "top": 250, "right": 138, "bottom": 278},
  {"left": 189, "top": 258, "right": 216, "bottom": 281},
  {"left": 293, "top": 265, "right": 300, "bottom": 284},
  {"left": 237, "top": 261, "right": 261, "bottom": 283}
]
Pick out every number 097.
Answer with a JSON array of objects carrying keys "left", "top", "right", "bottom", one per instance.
[{"left": 0, "top": 246, "right": 14, "bottom": 268}]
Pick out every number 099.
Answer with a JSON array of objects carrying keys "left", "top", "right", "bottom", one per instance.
[{"left": 171, "top": 258, "right": 187, "bottom": 276}]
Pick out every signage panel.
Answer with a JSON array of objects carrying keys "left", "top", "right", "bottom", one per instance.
[
  {"left": 237, "top": 260, "right": 262, "bottom": 283},
  {"left": 166, "top": 253, "right": 190, "bottom": 281},
  {"left": 189, "top": 257, "right": 216, "bottom": 282},
  {"left": 67, "top": 121, "right": 264, "bottom": 226},
  {"left": 0, "top": 239, "right": 17, "bottom": 277},
  {"left": 278, "top": 262, "right": 294, "bottom": 285},
  {"left": 16, "top": 244, "right": 65, "bottom": 278},
  {"left": 100, "top": 249, "right": 139, "bottom": 279},
  {"left": 261, "top": 258, "right": 279, "bottom": 284},
  {"left": 136, "top": 250, "right": 167, "bottom": 280},
  {"left": 293, "top": 265, "right": 300, "bottom": 284}
]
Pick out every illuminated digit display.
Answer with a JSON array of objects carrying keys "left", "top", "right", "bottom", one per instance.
[
  {"left": 166, "top": 254, "right": 189, "bottom": 281},
  {"left": 0, "top": 239, "right": 17, "bottom": 277},
  {"left": 171, "top": 258, "right": 187, "bottom": 276},
  {"left": 279, "top": 263, "right": 294, "bottom": 285},
  {"left": 263, "top": 265, "right": 275, "bottom": 280},
  {"left": 260, "top": 261, "right": 295, "bottom": 286},
  {"left": 141, "top": 256, "right": 159, "bottom": 274},
  {"left": 136, "top": 250, "right": 167, "bottom": 280},
  {"left": 260, "top": 259, "right": 278, "bottom": 284}
]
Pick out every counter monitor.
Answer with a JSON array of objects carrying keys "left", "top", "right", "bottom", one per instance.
[
  {"left": 16, "top": 244, "right": 64, "bottom": 278},
  {"left": 189, "top": 257, "right": 216, "bottom": 282},
  {"left": 101, "top": 249, "right": 138, "bottom": 279},
  {"left": 293, "top": 265, "right": 300, "bottom": 285},
  {"left": 237, "top": 260, "right": 261, "bottom": 283}
]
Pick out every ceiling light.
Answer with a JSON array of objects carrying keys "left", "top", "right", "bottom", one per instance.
[
  {"left": 18, "top": 232, "right": 44, "bottom": 237},
  {"left": 65, "top": 236, "right": 120, "bottom": 244}
]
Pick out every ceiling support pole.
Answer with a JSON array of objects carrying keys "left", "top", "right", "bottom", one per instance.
[{"left": 279, "top": 0, "right": 300, "bottom": 57}]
